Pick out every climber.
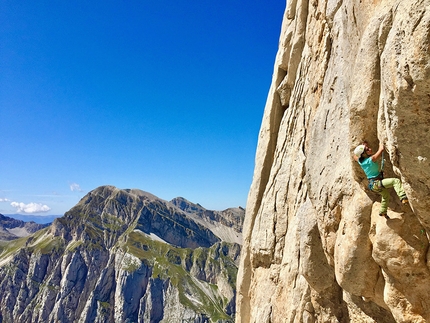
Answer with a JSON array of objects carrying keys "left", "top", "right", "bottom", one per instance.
[{"left": 353, "top": 141, "right": 408, "bottom": 219}]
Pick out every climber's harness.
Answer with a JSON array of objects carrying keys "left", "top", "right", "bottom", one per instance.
[
  {"left": 368, "top": 172, "right": 384, "bottom": 193},
  {"left": 368, "top": 151, "right": 385, "bottom": 193}
]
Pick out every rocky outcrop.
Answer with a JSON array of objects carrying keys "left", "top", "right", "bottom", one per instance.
[
  {"left": 0, "top": 186, "right": 244, "bottom": 322},
  {"left": 236, "top": 0, "right": 430, "bottom": 322},
  {"left": 171, "top": 197, "right": 244, "bottom": 244}
]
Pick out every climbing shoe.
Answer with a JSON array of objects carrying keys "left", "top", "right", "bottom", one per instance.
[
  {"left": 379, "top": 212, "right": 390, "bottom": 219},
  {"left": 401, "top": 197, "right": 409, "bottom": 205}
]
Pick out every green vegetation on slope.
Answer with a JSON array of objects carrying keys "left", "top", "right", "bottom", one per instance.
[{"left": 123, "top": 230, "right": 237, "bottom": 321}]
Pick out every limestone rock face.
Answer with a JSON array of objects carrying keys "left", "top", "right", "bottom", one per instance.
[{"left": 236, "top": 0, "right": 430, "bottom": 322}]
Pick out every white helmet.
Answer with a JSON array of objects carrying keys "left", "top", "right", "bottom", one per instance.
[{"left": 354, "top": 144, "right": 365, "bottom": 157}]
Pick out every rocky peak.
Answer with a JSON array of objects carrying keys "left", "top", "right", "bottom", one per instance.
[
  {"left": 171, "top": 196, "right": 206, "bottom": 213},
  {"left": 171, "top": 197, "right": 245, "bottom": 235},
  {"left": 51, "top": 185, "right": 222, "bottom": 249}
]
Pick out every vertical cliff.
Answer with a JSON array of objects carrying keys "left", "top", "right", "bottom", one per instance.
[{"left": 236, "top": 0, "right": 430, "bottom": 322}]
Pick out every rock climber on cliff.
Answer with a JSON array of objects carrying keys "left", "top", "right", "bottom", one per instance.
[{"left": 353, "top": 141, "right": 408, "bottom": 219}]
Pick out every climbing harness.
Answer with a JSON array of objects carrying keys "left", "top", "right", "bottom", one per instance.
[{"left": 368, "top": 175, "right": 384, "bottom": 192}]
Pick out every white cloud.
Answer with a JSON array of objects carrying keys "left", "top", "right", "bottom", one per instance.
[
  {"left": 70, "top": 183, "right": 83, "bottom": 192},
  {"left": 0, "top": 198, "right": 11, "bottom": 202},
  {"left": 11, "top": 202, "right": 51, "bottom": 214}
]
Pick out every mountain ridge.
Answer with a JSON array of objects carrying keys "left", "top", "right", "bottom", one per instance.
[
  {"left": 0, "top": 213, "right": 49, "bottom": 241},
  {"left": 0, "top": 185, "right": 244, "bottom": 322}
]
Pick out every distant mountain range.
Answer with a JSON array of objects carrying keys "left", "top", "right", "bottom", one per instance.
[
  {"left": 0, "top": 185, "right": 245, "bottom": 322},
  {"left": 4, "top": 214, "right": 61, "bottom": 224},
  {"left": 0, "top": 213, "right": 50, "bottom": 240}
]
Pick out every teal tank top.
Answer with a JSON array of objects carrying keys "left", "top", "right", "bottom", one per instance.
[{"left": 358, "top": 157, "right": 380, "bottom": 179}]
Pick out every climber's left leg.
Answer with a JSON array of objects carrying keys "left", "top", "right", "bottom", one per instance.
[{"left": 379, "top": 188, "right": 390, "bottom": 218}]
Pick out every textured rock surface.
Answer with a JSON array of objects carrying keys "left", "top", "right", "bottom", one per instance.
[
  {"left": 0, "top": 186, "right": 244, "bottom": 323},
  {"left": 236, "top": 0, "right": 430, "bottom": 322}
]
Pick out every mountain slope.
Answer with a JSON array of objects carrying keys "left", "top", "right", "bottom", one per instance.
[
  {"left": 171, "top": 197, "right": 244, "bottom": 245},
  {"left": 0, "top": 185, "right": 244, "bottom": 323}
]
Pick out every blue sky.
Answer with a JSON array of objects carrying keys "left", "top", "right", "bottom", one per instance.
[{"left": 0, "top": 1, "right": 285, "bottom": 216}]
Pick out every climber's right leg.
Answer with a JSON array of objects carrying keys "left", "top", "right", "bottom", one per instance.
[{"left": 382, "top": 178, "right": 407, "bottom": 203}]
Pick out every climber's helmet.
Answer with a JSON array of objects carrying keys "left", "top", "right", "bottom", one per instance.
[{"left": 354, "top": 144, "right": 366, "bottom": 157}]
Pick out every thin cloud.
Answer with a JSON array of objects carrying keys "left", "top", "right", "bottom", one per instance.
[
  {"left": 11, "top": 202, "right": 51, "bottom": 214},
  {"left": 70, "top": 183, "right": 83, "bottom": 192},
  {"left": 0, "top": 198, "right": 11, "bottom": 202}
]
